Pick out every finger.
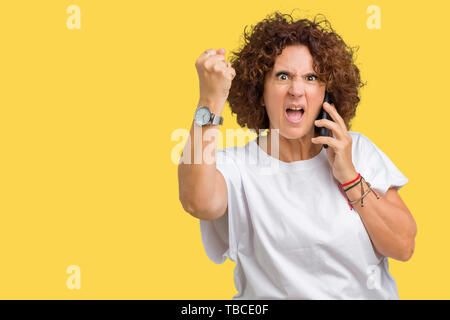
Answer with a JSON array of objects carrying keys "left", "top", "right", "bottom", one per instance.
[
  {"left": 314, "top": 118, "right": 346, "bottom": 140},
  {"left": 323, "top": 102, "right": 346, "bottom": 131},
  {"left": 311, "top": 135, "right": 340, "bottom": 149},
  {"left": 210, "top": 55, "right": 226, "bottom": 62},
  {"left": 212, "top": 62, "right": 228, "bottom": 73},
  {"left": 222, "top": 61, "right": 233, "bottom": 71},
  {"left": 204, "top": 55, "right": 227, "bottom": 70},
  {"left": 197, "top": 48, "right": 216, "bottom": 65},
  {"left": 218, "top": 59, "right": 229, "bottom": 66},
  {"left": 203, "top": 48, "right": 225, "bottom": 59},
  {"left": 204, "top": 48, "right": 216, "bottom": 56},
  {"left": 228, "top": 67, "right": 236, "bottom": 79},
  {"left": 216, "top": 48, "right": 226, "bottom": 56},
  {"left": 227, "top": 66, "right": 236, "bottom": 79}
]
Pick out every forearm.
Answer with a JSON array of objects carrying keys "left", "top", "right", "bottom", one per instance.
[
  {"left": 342, "top": 174, "right": 416, "bottom": 261},
  {"left": 178, "top": 100, "right": 223, "bottom": 213}
]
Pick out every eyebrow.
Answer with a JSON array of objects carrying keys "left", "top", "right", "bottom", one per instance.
[{"left": 274, "top": 69, "right": 317, "bottom": 76}]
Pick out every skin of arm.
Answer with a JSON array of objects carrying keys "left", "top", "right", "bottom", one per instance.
[
  {"left": 341, "top": 174, "right": 417, "bottom": 262},
  {"left": 313, "top": 101, "right": 417, "bottom": 262}
]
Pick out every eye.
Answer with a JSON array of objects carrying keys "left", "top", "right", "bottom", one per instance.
[
  {"left": 306, "top": 74, "right": 318, "bottom": 81},
  {"left": 276, "top": 72, "right": 289, "bottom": 81}
]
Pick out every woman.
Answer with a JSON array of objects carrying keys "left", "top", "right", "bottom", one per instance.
[{"left": 178, "top": 11, "right": 417, "bottom": 299}]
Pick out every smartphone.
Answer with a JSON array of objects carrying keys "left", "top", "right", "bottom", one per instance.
[{"left": 315, "top": 90, "right": 333, "bottom": 149}]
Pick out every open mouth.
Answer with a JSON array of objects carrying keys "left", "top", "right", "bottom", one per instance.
[{"left": 285, "top": 108, "right": 305, "bottom": 124}]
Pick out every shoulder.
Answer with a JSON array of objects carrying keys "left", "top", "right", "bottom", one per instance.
[
  {"left": 348, "top": 131, "right": 370, "bottom": 145},
  {"left": 216, "top": 145, "right": 242, "bottom": 164},
  {"left": 215, "top": 145, "right": 247, "bottom": 182},
  {"left": 216, "top": 142, "right": 250, "bottom": 165},
  {"left": 348, "top": 131, "right": 377, "bottom": 153},
  {"left": 348, "top": 131, "right": 383, "bottom": 165}
]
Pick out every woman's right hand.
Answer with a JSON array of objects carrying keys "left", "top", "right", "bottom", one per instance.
[{"left": 195, "top": 48, "right": 236, "bottom": 114}]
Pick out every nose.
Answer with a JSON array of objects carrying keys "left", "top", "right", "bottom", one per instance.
[{"left": 287, "top": 78, "right": 306, "bottom": 98}]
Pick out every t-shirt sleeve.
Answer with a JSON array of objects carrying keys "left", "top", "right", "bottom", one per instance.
[
  {"left": 353, "top": 133, "right": 408, "bottom": 196},
  {"left": 199, "top": 147, "right": 242, "bottom": 264}
]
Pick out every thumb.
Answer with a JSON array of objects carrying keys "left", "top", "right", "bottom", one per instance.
[{"left": 217, "top": 48, "right": 226, "bottom": 55}]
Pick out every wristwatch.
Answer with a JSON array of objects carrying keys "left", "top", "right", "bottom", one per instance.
[{"left": 194, "top": 106, "right": 224, "bottom": 126}]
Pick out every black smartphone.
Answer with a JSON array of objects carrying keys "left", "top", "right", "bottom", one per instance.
[{"left": 315, "top": 90, "right": 333, "bottom": 149}]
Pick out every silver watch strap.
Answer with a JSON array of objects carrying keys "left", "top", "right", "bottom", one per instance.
[{"left": 210, "top": 113, "right": 224, "bottom": 125}]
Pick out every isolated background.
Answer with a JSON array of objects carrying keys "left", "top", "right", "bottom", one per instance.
[{"left": 0, "top": 0, "right": 448, "bottom": 299}]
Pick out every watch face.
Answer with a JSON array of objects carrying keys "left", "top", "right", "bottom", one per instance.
[{"left": 194, "top": 107, "right": 211, "bottom": 125}]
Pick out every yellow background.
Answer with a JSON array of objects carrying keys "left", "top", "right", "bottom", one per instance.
[{"left": 0, "top": 0, "right": 448, "bottom": 299}]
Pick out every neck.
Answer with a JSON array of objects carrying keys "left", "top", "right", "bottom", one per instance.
[{"left": 258, "top": 129, "right": 322, "bottom": 162}]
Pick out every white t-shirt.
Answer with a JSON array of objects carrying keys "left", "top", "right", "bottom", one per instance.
[{"left": 200, "top": 131, "right": 408, "bottom": 300}]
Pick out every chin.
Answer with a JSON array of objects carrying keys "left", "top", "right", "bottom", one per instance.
[{"left": 279, "top": 127, "right": 310, "bottom": 140}]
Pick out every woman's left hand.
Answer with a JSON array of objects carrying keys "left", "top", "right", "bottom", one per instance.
[{"left": 311, "top": 101, "right": 358, "bottom": 184}]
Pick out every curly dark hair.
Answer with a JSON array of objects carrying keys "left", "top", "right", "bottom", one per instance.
[{"left": 227, "top": 10, "right": 365, "bottom": 134}]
